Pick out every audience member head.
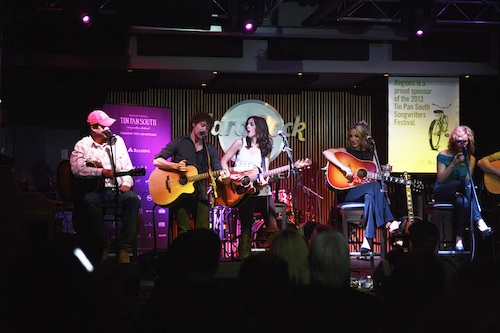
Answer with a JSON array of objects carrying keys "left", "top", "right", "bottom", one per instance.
[
  {"left": 271, "top": 228, "right": 311, "bottom": 288},
  {"left": 383, "top": 251, "right": 446, "bottom": 333},
  {"left": 308, "top": 229, "right": 350, "bottom": 288},
  {"left": 157, "top": 228, "right": 221, "bottom": 286},
  {"left": 300, "top": 220, "right": 318, "bottom": 244},
  {"left": 238, "top": 252, "right": 289, "bottom": 301},
  {"left": 237, "top": 252, "right": 290, "bottom": 332},
  {"left": 309, "top": 223, "right": 336, "bottom": 245},
  {"left": 409, "top": 219, "right": 440, "bottom": 254}
]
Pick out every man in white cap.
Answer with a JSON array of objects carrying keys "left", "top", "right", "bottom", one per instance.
[{"left": 70, "top": 109, "right": 140, "bottom": 264}]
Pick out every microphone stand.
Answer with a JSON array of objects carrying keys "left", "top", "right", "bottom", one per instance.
[
  {"left": 301, "top": 184, "right": 323, "bottom": 222},
  {"left": 106, "top": 134, "right": 120, "bottom": 258},
  {"left": 461, "top": 143, "right": 481, "bottom": 260},
  {"left": 203, "top": 135, "right": 218, "bottom": 208},
  {"left": 281, "top": 134, "right": 301, "bottom": 224},
  {"left": 370, "top": 137, "right": 388, "bottom": 264}
]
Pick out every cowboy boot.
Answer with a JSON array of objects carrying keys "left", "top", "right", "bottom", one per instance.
[{"left": 238, "top": 232, "right": 252, "bottom": 260}]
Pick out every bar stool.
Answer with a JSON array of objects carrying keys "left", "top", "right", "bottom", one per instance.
[
  {"left": 337, "top": 202, "right": 365, "bottom": 252},
  {"left": 337, "top": 201, "right": 387, "bottom": 257},
  {"left": 275, "top": 202, "right": 288, "bottom": 230},
  {"left": 431, "top": 202, "right": 456, "bottom": 251}
]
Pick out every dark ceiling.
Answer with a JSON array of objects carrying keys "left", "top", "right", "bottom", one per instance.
[{"left": 2, "top": 0, "right": 500, "bottom": 91}]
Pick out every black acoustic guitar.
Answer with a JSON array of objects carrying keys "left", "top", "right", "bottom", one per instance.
[{"left": 72, "top": 161, "right": 145, "bottom": 196}]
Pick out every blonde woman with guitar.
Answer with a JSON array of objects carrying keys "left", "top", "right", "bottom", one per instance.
[
  {"left": 323, "top": 120, "right": 398, "bottom": 255},
  {"left": 220, "top": 116, "right": 279, "bottom": 260}
]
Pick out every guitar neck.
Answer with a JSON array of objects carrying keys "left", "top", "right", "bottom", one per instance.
[
  {"left": 260, "top": 165, "right": 292, "bottom": 179},
  {"left": 114, "top": 167, "right": 146, "bottom": 178},
  {"left": 188, "top": 168, "right": 227, "bottom": 183},
  {"left": 406, "top": 185, "right": 414, "bottom": 223},
  {"left": 367, "top": 171, "right": 420, "bottom": 189}
]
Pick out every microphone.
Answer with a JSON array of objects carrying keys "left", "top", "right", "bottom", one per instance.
[
  {"left": 278, "top": 130, "right": 286, "bottom": 139},
  {"left": 200, "top": 130, "right": 206, "bottom": 137},
  {"left": 366, "top": 135, "right": 375, "bottom": 143},
  {"left": 457, "top": 138, "right": 467, "bottom": 154},
  {"left": 103, "top": 127, "right": 113, "bottom": 139}
]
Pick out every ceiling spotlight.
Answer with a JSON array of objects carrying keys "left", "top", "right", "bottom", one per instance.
[
  {"left": 401, "top": 0, "right": 436, "bottom": 38},
  {"left": 81, "top": 14, "right": 91, "bottom": 25},
  {"left": 243, "top": 21, "right": 256, "bottom": 33},
  {"left": 237, "top": 0, "right": 264, "bottom": 34}
]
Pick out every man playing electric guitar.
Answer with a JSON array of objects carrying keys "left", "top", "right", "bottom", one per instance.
[{"left": 70, "top": 109, "right": 141, "bottom": 264}]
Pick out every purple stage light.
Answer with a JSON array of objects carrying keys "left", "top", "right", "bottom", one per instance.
[
  {"left": 244, "top": 22, "right": 254, "bottom": 32},
  {"left": 81, "top": 15, "right": 91, "bottom": 25}
]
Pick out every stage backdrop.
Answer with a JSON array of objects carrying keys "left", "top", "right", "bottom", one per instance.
[
  {"left": 104, "top": 104, "right": 171, "bottom": 251},
  {"left": 388, "top": 77, "right": 460, "bottom": 173}
]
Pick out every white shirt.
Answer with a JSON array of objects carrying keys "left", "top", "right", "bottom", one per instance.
[
  {"left": 234, "top": 139, "right": 270, "bottom": 196},
  {"left": 70, "top": 135, "right": 134, "bottom": 188}
]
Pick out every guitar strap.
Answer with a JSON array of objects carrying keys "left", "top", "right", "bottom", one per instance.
[
  {"left": 261, "top": 154, "right": 271, "bottom": 214},
  {"left": 204, "top": 141, "right": 218, "bottom": 204}
]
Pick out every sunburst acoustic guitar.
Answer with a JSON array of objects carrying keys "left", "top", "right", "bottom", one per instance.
[
  {"left": 215, "top": 158, "right": 312, "bottom": 207},
  {"left": 325, "top": 151, "right": 423, "bottom": 192}
]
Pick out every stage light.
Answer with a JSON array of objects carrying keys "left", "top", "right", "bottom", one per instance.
[
  {"left": 401, "top": 0, "right": 436, "bottom": 38},
  {"left": 81, "top": 14, "right": 91, "bottom": 25},
  {"left": 243, "top": 20, "right": 256, "bottom": 33},
  {"left": 237, "top": 0, "right": 264, "bottom": 34}
]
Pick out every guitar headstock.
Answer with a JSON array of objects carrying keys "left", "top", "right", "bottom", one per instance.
[
  {"left": 412, "top": 179, "right": 424, "bottom": 192},
  {"left": 131, "top": 167, "right": 146, "bottom": 176},
  {"left": 401, "top": 171, "right": 424, "bottom": 193},
  {"left": 294, "top": 158, "right": 312, "bottom": 170}
]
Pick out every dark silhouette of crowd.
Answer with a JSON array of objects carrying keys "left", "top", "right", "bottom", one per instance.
[{"left": 2, "top": 221, "right": 500, "bottom": 333}]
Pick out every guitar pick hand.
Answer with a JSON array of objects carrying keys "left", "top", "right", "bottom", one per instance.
[
  {"left": 102, "top": 169, "right": 114, "bottom": 178},
  {"left": 119, "top": 185, "right": 132, "bottom": 193}
]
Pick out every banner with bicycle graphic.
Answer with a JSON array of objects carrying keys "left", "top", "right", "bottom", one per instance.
[{"left": 388, "top": 77, "right": 459, "bottom": 173}]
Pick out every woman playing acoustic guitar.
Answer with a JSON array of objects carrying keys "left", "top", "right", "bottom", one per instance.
[
  {"left": 323, "top": 120, "right": 398, "bottom": 255},
  {"left": 220, "top": 116, "right": 280, "bottom": 260}
]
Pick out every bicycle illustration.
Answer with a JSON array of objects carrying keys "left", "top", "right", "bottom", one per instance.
[{"left": 428, "top": 103, "right": 451, "bottom": 150}]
